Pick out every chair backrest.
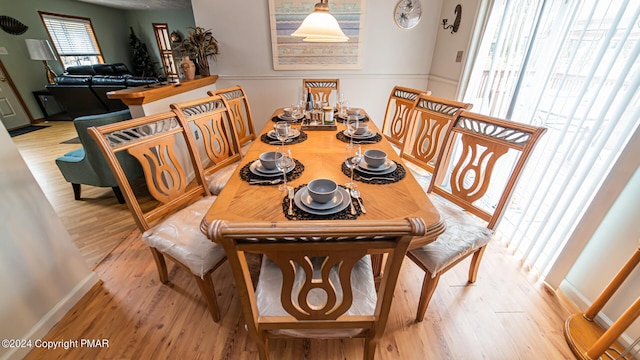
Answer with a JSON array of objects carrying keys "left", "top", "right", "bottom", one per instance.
[
  {"left": 381, "top": 86, "right": 429, "bottom": 148},
  {"left": 428, "top": 111, "right": 547, "bottom": 229},
  {"left": 303, "top": 78, "right": 340, "bottom": 105},
  {"left": 400, "top": 93, "right": 473, "bottom": 173},
  {"left": 171, "top": 95, "right": 243, "bottom": 178},
  {"left": 88, "top": 111, "right": 211, "bottom": 231},
  {"left": 73, "top": 109, "right": 143, "bottom": 184},
  {"left": 208, "top": 86, "right": 256, "bottom": 146},
  {"left": 208, "top": 218, "right": 425, "bottom": 346}
]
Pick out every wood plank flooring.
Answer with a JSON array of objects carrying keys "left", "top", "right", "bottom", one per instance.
[
  {"left": 12, "top": 121, "right": 138, "bottom": 267},
  {"left": 14, "top": 121, "right": 578, "bottom": 359}
]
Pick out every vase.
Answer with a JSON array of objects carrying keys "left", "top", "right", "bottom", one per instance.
[
  {"left": 196, "top": 56, "right": 210, "bottom": 77},
  {"left": 180, "top": 56, "right": 196, "bottom": 80}
]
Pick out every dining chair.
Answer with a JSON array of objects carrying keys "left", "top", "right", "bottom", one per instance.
[
  {"left": 208, "top": 218, "right": 426, "bottom": 360},
  {"left": 407, "top": 111, "right": 546, "bottom": 322},
  {"left": 302, "top": 78, "right": 340, "bottom": 105},
  {"left": 171, "top": 95, "right": 243, "bottom": 195},
  {"left": 400, "top": 93, "right": 473, "bottom": 189},
  {"left": 88, "top": 111, "right": 227, "bottom": 322},
  {"left": 208, "top": 85, "right": 256, "bottom": 155},
  {"left": 380, "top": 86, "right": 430, "bottom": 151}
]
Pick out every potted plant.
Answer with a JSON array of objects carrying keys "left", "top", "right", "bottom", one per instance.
[{"left": 178, "top": 26, "right": 219, "bottom": 77}]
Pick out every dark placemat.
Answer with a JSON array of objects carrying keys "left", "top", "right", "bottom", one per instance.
[
  {"left": 271, "top": 115, "right": 304, "bottom": 124},
  {"left": 239, "top": 158, "right": 305, "bottom": 185},
  {"left": 260, "top": 131, "right": 308, "bottom": 145},
  {"left": 336, "top": 131, "right": 382, "bottom": 144},
  {"left": 341, "top": 160, "right": 406, "bottom": 184},
  {"left": 335, "top": 115, "right": 369, "bottom": 123},
  {"left": 283, "top": 184, "right": 363, "bottom": 220}
]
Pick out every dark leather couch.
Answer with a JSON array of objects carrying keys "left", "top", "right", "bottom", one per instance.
[{"left": 45, "top": 63, "right": 162, "bottom": 119}]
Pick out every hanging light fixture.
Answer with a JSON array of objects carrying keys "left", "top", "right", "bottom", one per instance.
[{"left": 291, "top": 0, "right": 349, "bottom": 42}]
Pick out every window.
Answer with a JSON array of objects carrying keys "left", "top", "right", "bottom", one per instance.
[
  {"left": 152, "top": 23, "right": 178, "bottom": 80},
  {"left": 39, "top": 12, "right": 104, "bottom": 69}
]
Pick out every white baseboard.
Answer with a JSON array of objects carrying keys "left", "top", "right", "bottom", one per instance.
[{"left": 1, "top": 273, "right": 100, "bottom": 360}]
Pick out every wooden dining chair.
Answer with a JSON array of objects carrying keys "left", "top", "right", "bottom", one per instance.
[
  {"left": 88, "top": 112, "right": 227, "bottom": 322},
  {"left": 407, "top": 111, "right": 546, "bottom": 322},
  {"left": 302, "top": 78, "right": 340, "bottom": 105},
  {"left": 380, "top": 86, "right": 430, "bottom": 151},
  {"left": 400, "top": 93, "right": 473, "bottom": 189},
  {"left": 171, "top": 95, "right": 243, "bottom": 195},
  {"left": 208, "top": 85, "right": 256, "bottom": 155},
  {"left": 207, "top": 218, "right": 426, "bottom": 360}
]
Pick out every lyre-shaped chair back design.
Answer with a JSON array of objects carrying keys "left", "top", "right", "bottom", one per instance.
[
  {"left": 172, "top": 95, "right": 243, "bottom": 177},
  {"left": 407, "top": 111, "right": 546, "bottom": 321},
  {"left": 208, "top": 86, "right": 256, "bottom": 152},
  {"left": 208, "top": 218, "right": 425, "bottom": 360},
  {"left": 381, "top": 86, "right": 429, "bottom": 149},
  {"left": 303, "top": 78, "right": 340, "bottom": 105},
  {"left": 89, "top": 112, "right": 227, "bottom": 322},
  {"left": 401, "top": 93, "right": 473, "bottom": 174}
]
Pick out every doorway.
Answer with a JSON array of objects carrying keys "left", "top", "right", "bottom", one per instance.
[{"left": 0, "top": 60, "right": 33, "bottom": 130}]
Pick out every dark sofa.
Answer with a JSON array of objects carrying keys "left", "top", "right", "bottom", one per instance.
[{"left": 45, "top": 63, "right": 162, "bottom": 119}]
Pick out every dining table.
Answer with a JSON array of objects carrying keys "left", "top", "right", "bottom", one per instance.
[{"left": 200, "top": 108, "right": 445, "bottom": 252}]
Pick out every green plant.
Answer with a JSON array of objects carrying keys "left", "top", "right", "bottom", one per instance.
[
  {"left": 128, "top": 27, "right": 159, "bottom": 77},
  {"left": 178, "top": 27, "right": 219, "bottom": 76}
]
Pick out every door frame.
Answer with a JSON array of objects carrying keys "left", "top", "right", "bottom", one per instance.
[{"left": 0, "top": 59, "right": 35, "bottom": 124}]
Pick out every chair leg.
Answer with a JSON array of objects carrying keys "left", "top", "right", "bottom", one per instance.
[
  {"left": 72, "top": 183, "right": 81, "bottom": 200},
  {"left": 194, "top": 274, "right": 220, "bottom": 322},
  {"left": 416, "top": 272, "right": 441, "bottom": 322},
  {"left": 256, "top": 336, "right": 270, "bottom": 360},
  {"left": 149, "top": 248, "right": 169, "bottom": 284},
  {"left": 112, "top": 186, "right": 125, "bottom": 204},
  {"left": 363, "top": 338, "right": 377, "bottom": 360},
  {"left": 468, "top": 245, "right": 487, "bottom": 283}
]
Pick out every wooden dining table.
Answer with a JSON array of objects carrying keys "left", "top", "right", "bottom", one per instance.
[{"left": 200, "top": 108, "right": 445, "bottom": 249}]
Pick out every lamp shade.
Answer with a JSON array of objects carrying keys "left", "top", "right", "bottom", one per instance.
[
  {"left": 25, "top": 39, "right": 57, "bottom": 61},
  {"left": 291, "top": 2, "right": 348, "bottom": 42}
]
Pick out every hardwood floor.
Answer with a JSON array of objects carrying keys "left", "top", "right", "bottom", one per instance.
[
  {"left": 12, "top": 121, "right": 138, "bottom": 268},
  {"left": 15, "top": 121, "right": 578, "bottom": 359}
]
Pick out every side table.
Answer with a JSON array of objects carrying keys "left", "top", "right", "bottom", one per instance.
[{"left": 32, "top": 89, "right": 65, "bottom": 120}]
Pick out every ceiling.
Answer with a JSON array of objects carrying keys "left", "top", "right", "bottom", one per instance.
[{"left": 74, "top": 0, "right": 192, "bottom": 10}]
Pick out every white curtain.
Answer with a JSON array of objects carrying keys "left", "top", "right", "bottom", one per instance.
[{"left": 461, "top": 0, "right": 640, "bottom": 276}]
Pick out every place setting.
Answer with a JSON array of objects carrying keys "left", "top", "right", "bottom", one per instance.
[
  {"left": 271, "top": 105, "right": 305, "bottom": 123},
  {"left": 335, "top": 107, "right": 370, "bottom": 123},
  {"left": 341, "top": 148, "right": 406, "bottom": 184},
  {"left": 282, "top": 178, "right": 363, "bottom": 220},
  {"left": 261, "top": 120, "right": 308, "bottom": 145},
  {"left": 336, "top": 119, "right": 382, "bottom": 144},
  {"left": 239, "top": 148, "right": 304, "bottom": 186}
]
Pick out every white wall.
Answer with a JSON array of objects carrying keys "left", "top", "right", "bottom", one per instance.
[
  {"left": 192, "top": 0, "right": 443, "bottom": 131},
  {"left": 0, "top": 124, "right": 98, "bottom": 360}
]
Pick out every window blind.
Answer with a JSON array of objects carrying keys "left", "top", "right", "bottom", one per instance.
[{"left": 41, "top": 14, "right": 100, "bottom": 56}]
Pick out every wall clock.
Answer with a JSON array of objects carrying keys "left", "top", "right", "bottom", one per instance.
[{"left": 394, "top": 0, "right": 422, "bottom": 29}]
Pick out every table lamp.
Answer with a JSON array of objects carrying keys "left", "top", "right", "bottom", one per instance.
[{"left": 25, "top": 39, "right": 58, "bottom": 84}]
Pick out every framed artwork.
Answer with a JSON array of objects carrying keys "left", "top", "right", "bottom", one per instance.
[{"left": 268, "top": 0, "right": 365, "bottom": 70}]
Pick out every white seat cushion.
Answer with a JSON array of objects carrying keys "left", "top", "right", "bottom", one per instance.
[
  {"left": 409, "top": 195, "right": 493, "bottom": 277},
  {"left": 241, "top": 141, "right": 253, "bottom": 156},
  {"left": 403, "top": 161, "right": 432, "bottom": 191},
  {"left": 206, "top": 162, "right": 239, "bottom": 195},
  {"left": 142, "top": 196, "right": 225, "bottom": 278},
  {"left": 255, "top": 255, "right": 377, "bottom": 338}
]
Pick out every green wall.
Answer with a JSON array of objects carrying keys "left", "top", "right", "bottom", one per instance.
[{"left": 0, "top": 0, "right": 194, "bottom": 121}]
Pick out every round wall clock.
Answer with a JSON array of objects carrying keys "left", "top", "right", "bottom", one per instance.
[{"left": 394, "top": 0, "right": 422, "bottom": 29}]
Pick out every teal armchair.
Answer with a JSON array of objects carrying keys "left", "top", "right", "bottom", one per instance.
[{"left": 55, "top": 109, "right": 143, "bottom": 204}]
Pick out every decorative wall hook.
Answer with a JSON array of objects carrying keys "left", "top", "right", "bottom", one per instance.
[{"left": 442, "top": 4, "right": 462, "bottom": 34}]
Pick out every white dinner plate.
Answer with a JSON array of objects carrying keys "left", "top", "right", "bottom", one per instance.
[
  {"left": 356, "top": 160, "right": 397, "bottom": 175},
  {"left": 343, "top": 129, "right": 376, "bottom": 139},
  {"left": 337, "top": 113, "right": 367, "bottom": 121},
  {"left": 267, "top": 129, "right": 300, "bottom": 140},
  {"left": 277, "top": 113, "right": 304, "bottom": 121},
  {"left": 249, "top": 160, "right": 293, "bottom": 177},
  {"left": 299, "top": 187, "right": 344, "bottom": 210},
  {"left": 294, "top": 186, "right": 351, "bottom": 215}
]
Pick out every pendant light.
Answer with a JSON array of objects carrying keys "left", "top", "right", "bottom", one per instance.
[{"left": 291, "top": 0, "right": 348, "bottom": 42}]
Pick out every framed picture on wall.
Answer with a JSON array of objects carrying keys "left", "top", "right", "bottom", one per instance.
[{"left": 268, "top": 0, "right": 365, "bottom": 70}]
